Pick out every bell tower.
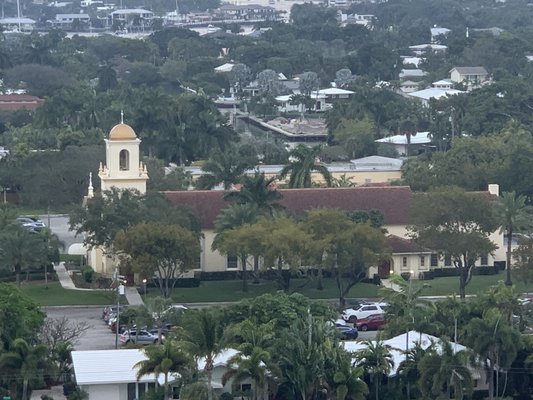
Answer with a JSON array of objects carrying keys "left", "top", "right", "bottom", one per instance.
[{"left": 99, "top": 119, "right": 148, "bottom": 194}]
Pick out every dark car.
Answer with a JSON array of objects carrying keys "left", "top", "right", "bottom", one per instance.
[
  {"left": 355, "top": 314, "right": 386, "bottom": 331},
  {"left": 336, "top": 326, "right": 358, "bottom": 340}
]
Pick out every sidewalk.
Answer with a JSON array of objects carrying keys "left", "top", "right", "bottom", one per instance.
[{"left": 54, "top": 262, "right": 145, "bottom": 306}]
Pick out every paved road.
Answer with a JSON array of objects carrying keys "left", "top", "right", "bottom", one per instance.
[
  {"left": 44, "top": 306, "right": 117, "bottom": 351},
  {"left": 41, "top": 214, "right": 83, "bottom": 253}
]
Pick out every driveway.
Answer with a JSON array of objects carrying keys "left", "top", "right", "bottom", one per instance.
[{"left": 41, "top": 214, "right": 83, "bottom": 253}]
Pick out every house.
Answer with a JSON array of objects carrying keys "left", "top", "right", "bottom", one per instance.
[
  {"left": 407, "top": 88, "right": 465, "bottom": 106},
  {"left": 275, "top": 93, "right": 327, "bottom": 113},
  {"left": 408, "top": 44, "right": 447, "bottom": 55},
  {"left": 450, "top": 67, "right": 490, "bottom": 90},
  {"left": 399, "top": 80, "right": 421, "bottom": 94},
  {"left": 432, "top": 79, "right": 453, "bottom": 89},
  {"left": 72, "top": 349, "right": 162, "bottom": 400},
  {"left": 214, "top": 63, "right": 234, "bottom": 73},
  {"left": 215, "top": 4, "right": 278, "bottom": 21},
  {"left": 338, "top": 13, "right": 375, "bottom": 28},
  {"left": 375, "top": 132, "right": 431, "bottom": 156},
  {"left": 0, "top": 17, "right": 36, "bottom": 32},
  {"left": 51, "top": 13, "right": 91, "bottom": 28},
  {"left": 109, "top": 9, "right": 153, "bottom": 23},
  {"left": 72, "top": 348, "right": 252, "bottom": 400},
  {"left": 401, "top": 56, "right": 423, "bottom": 68},
  {"left": 344, "top": 331, "right": 488, "bottom": 392},
  {"left": 399, "top": 69, "right": 428, "bottom": 80},
  {"left": 313, "top": 87, "right": 355, "bottom": 99},
  {"left": 430, "top": 27, "right": 451, "bottom": 43},
  {"left": 0, "top": 94, "right": 44, "bottom": 111}
]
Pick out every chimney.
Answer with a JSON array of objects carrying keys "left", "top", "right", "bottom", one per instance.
[{"left": 488, "top": 184, "right": 499, "bottom": 196}]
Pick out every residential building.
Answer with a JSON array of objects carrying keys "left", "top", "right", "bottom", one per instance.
[
  {"left": 109, "top": 9, "right": 153, "bottom": 24},
  {"left": 432, "top": 79, "right": 453, "bottom": 89},
  {"left": 450, "top": 66, "right": 490, "bottom": 90},
  {"left": 51, "top": 13, "right": 91, "bottom": 28},
  {"left": 407, "top": 88, "right": 465, "bottom": 106},
  {"left": 399, "top": 69, "right": 428, "bottom": 80},
  {"left": 215, "top": 4, "right": 278, "bottom": 21},
  {"left": 399, "top": 80, "right": 421, "bottom": 94},
  {"left": 408, "top": 43, "right": 447, "bottom": 55},
  {"left": 0, "top": 17, "right": 36, "bottom": 31},
  {"left": 430, "top": 26, "right": 451, "bottom": 43},
  {"left": 72, "top": 348, "right": 252, "bottom": 400},
  {"left": 375, "top": 132, "right": 431, "bottom": 156}
]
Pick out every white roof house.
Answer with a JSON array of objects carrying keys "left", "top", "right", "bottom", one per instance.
[
  {"left": 402, "top": 56, "right": 423, "bottom": 67},
  {"left": 344, "top": 331, "right": 469, "bottom": 377},
  {"left": 314, "top": 88, "right": 355, "bottom": 97},
  {"left": 73, "top": 348, "right": 247, "bottom": 399},
  {"left": 0, "top": 17, "right": 36, "bottom": 31},
  {"left": 109, "top": 9, "right": 153, "bottom": 20},
  {"left": 407, "top": 88, "right": 465, "bottom": 105},
  {"left": 399, "top": 69, "right": 428, "bottom": 79},
  {"left": 376, "top": 132, "right": 431, "bottom": 156},
  {"left": 430, "top": 27, "right": 451, "bottom": 42},
  {"left": 214, "top": 63, "right": 235, "bottom": 73},
  {"left": 408, "top": 44, "right": 447, "bottom": 55}
]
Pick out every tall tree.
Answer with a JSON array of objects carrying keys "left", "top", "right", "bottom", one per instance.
[
  {"left": 354, "top": 340, "right": 394, "bottom": 400},
  {"left": 196, "top": 149, "right": 254, "bottom": 190},
  {"left": 0, "top": 225, "right": 48, "bottom": 286},
  {"left": 465, "top": 308, "right": 523, "bottom": 400},
  {"left": 224, "top": 172, "right": 283, "bottom": 216},
  {"left": 222, "top": 347, "right": 277, "bottom": 400},
  {"left": 135, "top": 340, "right": 193, "bottom": 400},
  {"left": 496, "top": 191, "right": 533, "bottom": 286},
  {"left": 181, "top": 309, "right": 226, "bottom": 400},
  {"left": 279, "top": 145, "right": 332, "bottom": 188},
  {"left": 0, "top": 338, "right": 49, "bottom": 400},
  {"left": 409, "top": 186, "right": 499, "bottom": 299},
  {"left": 417, "top": 341, "right": 473, "bottom": 400},
  {"left": 115, "top": 223, "right": 200, "bottom": 298}
]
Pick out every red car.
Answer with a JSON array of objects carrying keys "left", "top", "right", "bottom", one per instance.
[{"left": 355, "top": 314, "right": 386, "bottom": 331}]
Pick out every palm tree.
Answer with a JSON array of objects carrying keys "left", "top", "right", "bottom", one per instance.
[
  {"left": 465, "top": 309, "right": 523, "bottom": 400},
  {"left": 196, "top": 150, "right": 254, "bottom": 190},
  {"left": 355, "top": 340, "right": 394, "bottom": 400},
  {"left": 417, "top": 341, "right": 473, "bottom": 400},
  {"left": 135, "top": 340, "right": 192, "bottom": 400},
  {"left": 0, "top": 225, "right": 47, "bottom": 286},
  {"left": 497, "top": 191, "right": 533, "bottom": 286},
  {"left": 181, "top": 309, "right": 226, "bottom": 400},
  {"left": 0, "top": 338, "right": 49, "bottom": 400},
  {"left": 279, "top": 145, "right": 332, "bottom": 188},
  {"left": 222, "top": 346, "right": 277, "bottom": 400},
  {"left": 224, "top": 172, "right": 283, "bottom": 216},
  {"left": 397, "top": 344, "right": 428, "bottom": 400}
]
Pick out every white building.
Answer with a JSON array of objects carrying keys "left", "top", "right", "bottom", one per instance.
[
  {"left": 407, "top": 88, "right": 465, "bottom": 106},
  {"left": 109, "top": 9, "right": 153, "bottom": 22},
  {"left": 375, "top": 132, "right": 431, "bottom": 156},
  {"left": 0, "top": 17, "right": 36, "bottom": 32}
]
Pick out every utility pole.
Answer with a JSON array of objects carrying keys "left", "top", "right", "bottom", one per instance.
[{"left": 115, "top": 268, "right": 125, "bottom": 349}]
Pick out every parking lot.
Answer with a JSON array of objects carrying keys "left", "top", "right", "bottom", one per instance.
[{"left": 44, "top": 306, "right": 117, "bottom": 351}]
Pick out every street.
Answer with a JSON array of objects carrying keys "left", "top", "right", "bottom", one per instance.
[{"left": 40, "top": 214, "right": 83, "bottom": 254}]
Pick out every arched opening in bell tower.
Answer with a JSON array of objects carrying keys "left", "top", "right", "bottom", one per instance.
[{"left": 119, "top": 149, "right": 130, "bottom": 171}]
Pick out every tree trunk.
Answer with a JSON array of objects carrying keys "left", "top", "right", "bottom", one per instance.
[
  {"left": 15, "top": 264, "right": 21, "bottom": 287},
  {"left": 505, "top": 227, "right": 513, "bottom": 286},
  {"left": 459, "top": 270, "right": 467, "bottom": 299},
  {"left": 316, "top": 267, "right": 323, "bottom": 290},
  {"left": 253, "top": 255, "right": 260, "bottom": 284},
  {"left": 22, "top": 378, "right": 28, "bottom": 400},
  {"left": 488, "top": 366, "right": 494, "bottom": 400},
  {"left": 375, "top": 377, "right": 379, "bottom": 400},
  {"left": 207, "top": 367, "right": 213, "bottom": 400},
  {"left": 241, "top": 255, "right": 248, "bottom": 293},
  {"left": 164, "top": 373, "right": 169, "bottom": 400}
]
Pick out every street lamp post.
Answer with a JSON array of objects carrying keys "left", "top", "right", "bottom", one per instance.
[
  {"left": 142, "top": 279, "right": 147, "bottom": 299},
  {"left": 114, "top": 268, "right": 125, "bottom": 349}
]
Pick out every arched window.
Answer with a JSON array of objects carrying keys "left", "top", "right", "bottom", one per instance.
[{"left": 119, "top": 149, "right": 129, "bottom": 171}]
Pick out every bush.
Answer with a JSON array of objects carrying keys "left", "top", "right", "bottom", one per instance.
[
  {"left": 41, "top": 395, "right": 54, "bottom": 400},
  {"left": 219, "top": 393, "right": 233, "bottom": 400},
  {"left": 81, "top": 266, "right": 95, "bottom": 283}
]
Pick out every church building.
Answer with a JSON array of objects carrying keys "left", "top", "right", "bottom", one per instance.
[{"left": 87, "top": 121, "right": 149, "bottom": 275}]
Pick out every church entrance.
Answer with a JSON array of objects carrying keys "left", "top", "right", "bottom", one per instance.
[{"left": 378, "top": 259, "right": 392, "bottom": 279}]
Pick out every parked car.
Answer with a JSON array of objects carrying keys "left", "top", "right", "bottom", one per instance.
[
  {"left": 336, "top": 326, "right": 358, "bottom": 340},
  {"left": 119, "top": 329, "right": 160, "bottom": 345},
  {"left": 342, "top": 303, "right": 387, "bottom": 323},
  {"left": 17, "top": 217, "right": 45, "bottom": 232},
  {"left": 355, "top": 313, "right": 386, "bottom": 331}
]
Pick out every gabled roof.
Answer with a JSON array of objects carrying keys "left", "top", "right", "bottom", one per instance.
[
  {"left": 214, "top": 63, "right": 234, "bottom": 72},
  {"left": 450, "top": 66, "right": 488, "bottom": 75},
  {"left": 164, "top": 186, "right": 413, "bottom": 229},
  {"left": 387, "top": 235, "right": 433, "bottom": 254}
]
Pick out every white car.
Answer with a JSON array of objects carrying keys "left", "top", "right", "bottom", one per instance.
[{"left": 342, "top": 303, "right": 387, "bottom": 323}]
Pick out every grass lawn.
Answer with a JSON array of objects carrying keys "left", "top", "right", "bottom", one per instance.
[
  {"left": 147, "top": 278, "right": 380, "bottom": 303},
  {"left": 20, "top": 281, "right": 119, "bottom": 306},
  {"left": 416, "top": 271, "right": 531, "bottom": 296}
]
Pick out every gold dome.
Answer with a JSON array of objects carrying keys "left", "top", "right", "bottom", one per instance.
[{"left": 109, "top": 123, "right": 137, "bottom": 141}]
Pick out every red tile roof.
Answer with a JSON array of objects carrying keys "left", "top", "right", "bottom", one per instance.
[
  {"left": 164, "top": 186, "right": 413, "bottom": 229},
  {"left": 0, "top": 94, "right": 44, "bottom": 111},
  {"left": 387, "top": 235, "right": 433, "bottom": 254}
]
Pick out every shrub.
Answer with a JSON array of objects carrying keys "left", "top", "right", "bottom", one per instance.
[{"left": 81, "top": 266, "right": 94, "bottom": 283}]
